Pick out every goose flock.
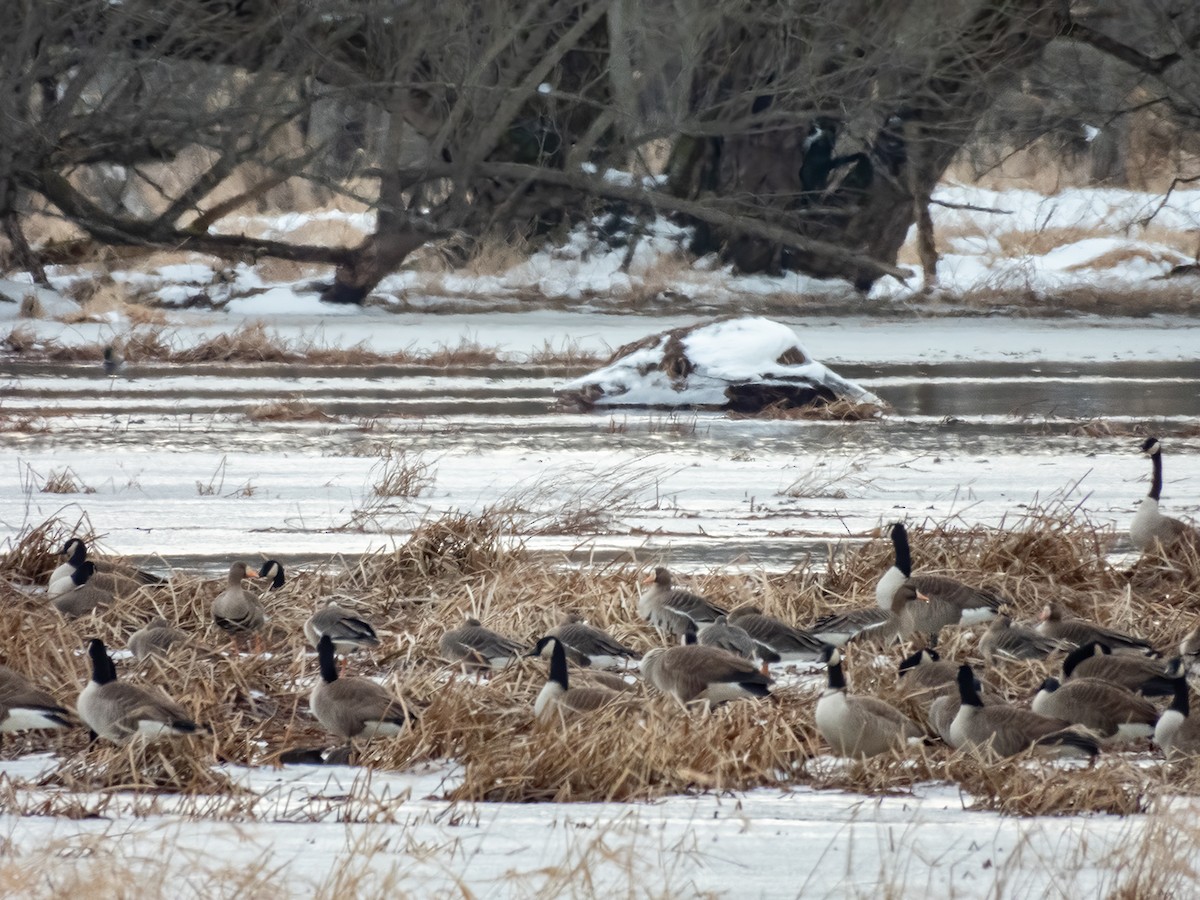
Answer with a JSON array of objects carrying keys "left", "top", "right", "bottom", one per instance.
[{"left": 2, "top": 437, "right": 1198, "bottom": 775}]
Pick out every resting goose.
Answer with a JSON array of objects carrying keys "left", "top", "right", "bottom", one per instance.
[
  {"left": 1032, "top": 677, "right": 1157, "bottom": 743},
  {"left": 638, "top": 567, "right": 727, "bottom": 638},
  {"left": 532, "top": 614, "right": 639, "bottom": 669},
  {"left": 1036, "top": 603, "right": 1154, "bottom": 655},
  {"left": 1130, "top": 437, "right": 1199, "bottom": 552},
  {"left": 1155, "top": 677, "right": 1200, "bottom": 759},
  {"left": 128, "top": 617, "right": 188, "bottom": 660},
  {"left": 1179, "top": 623, "right": 1200, "bottom": 671},
  {"left": 815, "top": 646, "right": 920, "bottom": 758},
  {"left": 77, "top": 639, "right": 202, "bottom": 743},
  {"left": 258, "top": 560, "right": 286, "bottom": 592},
  {"left": 729, "top": 607, "right": 823, "bottom": 661},
  {"left": 212, "top": 562, "right": 264, "bottom": 640},
  {"left": 304, "top": 601, "right": 380, "bottom": 654},
  {"left": 534, "top": 637, "right": 621, "bottom": 722},
  {"left": 48, "top": 538, "right": 150, "bottom": 598},
  {"left": 1062, "top": 642, "right": 1175, "bottom": 697},
  {"left": 51, "top": 562, "right": 113, "bottom": 617},
  {"left": 896, "top": 648, "right": 959, "bottom": 700},
  {"left": 699, "top": 615, "right": 775, "bottom": 664},
  {"left": 640, "top": 644, "right": 771, "bottom": 708},
  {"left": 0, "top": 665, "right": 73, "bottom": 733},
  {"left": 808, "top": 606, "right": 897, "bottom": 647},
  {"left": 980, "top": 615, "right": 1061, "bottom": 664},
  {"left": 948, "top": 664, "right": 1098, "bottom": 759},
  {"left": 310, "top": 635, "right": 413, "bottom": 741},
  {"left": 440, "top": 618, "right": 525, "bottom": 672}
]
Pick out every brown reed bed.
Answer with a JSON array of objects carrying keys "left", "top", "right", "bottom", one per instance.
[{"left": 1, "top": 503, "right": 1199, "bottom": 814}]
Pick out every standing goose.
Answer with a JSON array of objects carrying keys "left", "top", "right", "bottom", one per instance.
[
  {"left": 980, "top": 615, "right": 1061, "bottom": 665},
  {"left": 304, "top": 601, "right": 380, "bottom": 654},
  {"left": 640, "top": 644, "right": 772, "bottom": 708},
  {"left": 1036, "top": 603, "right": 1155, "bottom": 655},
  {"left": 310, "top": 635, "right": 413, "bottom": 741},
  {"left": 729, "top": 607, "right": 823, "bottom": 661},
  {"left": 51, "top": 562, "right": 113, "bottom": 618},
  {"left": 699, "top": 615, "right": 776, "bottom": 665},
  {"left": 128, "top": 617, "right": 189, "bottom": 660},
  {"left": 808, "top": 606, "right": 897, "bottom": 647},
  {"left": 948, "top": 665, "right": 1099, "bottom": 759},
  {"left": 534, "top": 637, "right": 621, "bottom": 722},
  {"left": 440, "top": 618, "right": 525, "bottom": 672},
  {"left": 1130, "top": 437, "right": 1199, "bottom": 552},
  {"left": 815, "top": 646, "right": 921, "bottom": 758},
  {"left": 637, "top": 567, "right": 727, "bottom": 639},
  {"left": 1031, "top": 677, "right": 1157, "bottom": 743},
  {"left": 1062, "top": 642, "right": 1175, "bottom": 697},
  {"left": 0, "top": 665, "right": 73, "bottom": 733},
  {"left": 77, "top": 639, "right": 202, "bottom": 743},
  {"left": 532, "top": 614, "right": 640, "bottom": 669},
  {"left": 211, "top": 562, "right": 264, "bottom": 642},
  {"left": 1155, "top": 677, "right": 1200, "bottom": 759}
]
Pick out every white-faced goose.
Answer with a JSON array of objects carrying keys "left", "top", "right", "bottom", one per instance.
[
  {"left": 980, "top": 615, "right": 1061, "bottom": 665},
  {"left": 1062, "top": 643, "right": 1175, "bottom": 697},
  {"left": 640, "top": 644, "right": 771, "bottom": 708},
  {"left": 637, "top": 567, "right": 727, "bottom": 639},
  {"left": 48, "top": 538, "right": 155, "bottom": 599},
  {"left": 0, "top": 665, "right": 72, "bottom": 734},
  {"left": 815, "top": 646, "right": 921, "bottom": 758},
  {"left": 921, "top": 664, "right": 997, "bottom": 745},
  {"left": 1155, "top": 676, "right": 1200, "bottom": 760},
  {"left": 77, "top": 639, "right": 203, "bottom": 743},
  {"left": 808, "top": 606, "right": 897, "bottom": 648},
  {"left": 532, "top": 613, "right": 640, "bottom": 669},
  {"left": 877, "top": 524, "right": 1005, "bottom": 636},
  {"left": 948, "top": 664, "right": 1099, "bottom": 759},
  {"left": 1031, "top": 677, "right": 1157, "bottom": 744},
  {"left": 51, "top": 562, "right": 113, "bottom": 618},
  {"left": 729, "top": 607, "right": 823, "bottom": 661},
  {"left": 1130, "top": 437, "right": 1199, "bottom": 552},
  {"left": 212, "top": 562, "right": 264, "bottom": 641},
  {"left": 128, "top": 617, "right": 189, "bottom": 661},
  {"left": 304, "top": 601, "right": 380, "bottom": 654},
  {"left": 311, "top": 635, "right": 414, "bottom": 741},
  {"left": 698, "top": 615, "right": 773, "bottom": 665},
  {"left": 534, "top": 638, "right": 622, "bottom": 722},
  {"left": 1036, "top": 603, "right": 1154, "bottom": 655},
  {"left": 440, "top": 618, "right": 525, "bottom": 672}
]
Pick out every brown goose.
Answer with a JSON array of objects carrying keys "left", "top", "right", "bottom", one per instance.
[
  {"left": 77, "top": 639, "right": 203, "bottom": 743},
  {"left": 212, "top": 562, "right": 264, "bottom": 639},
  {"left": 51, "top": 562, "right": 113, "bottom": 618},
  {"left": 534, "top": 637, "right": 621, "bottom": 722},
  {"left": 1179, "top": 623, "right": 1200, "bottom": 671},
  {"left": 699, "top": 615, "right": 775, "bottom": 664},
  {"left": 1130, "top": 437, "right": 1199, "bottom": 552},
  {"left": 637, "top": 567, "right": 726, "bottom": 638},
  {"left": 948, "top": 664, "right": 1098, "bottom": 759},
  {"left": 48, "top": 538, "right": 162, "bottom": 598},
  {"left": 304, "top": 601, "right": 380, "bottom": 654},
  {"left": 0, "top": 665, "right": 72, "bottom": 733},
  {"left": 640, "top": 644, "right": 771, "bottom": 708},
  {"left": 980, "top": 615, "right": 1061, "bottom": 665},
  {"left": 1036, "top": 603, "right": 1154, "bottom": 655},
  {"left": 532, "top": 614, "right": 640, "bottom": 668},
  {"left": 894, "top": 576, "right": 1003, "bottom": 648},
  {"left": 815, "top": 646, "right": 921, "bottom": 758},
  {"left": 1031, "top": 677, "right": 1157, "bottom": 743},
  {"left": 310, "top": 635, "right": 413, "bottom": 741},
  {"left": 1062, "top": 643, "right": 1174, "bottom": 696},
  {"left": 807, "top": 606, "right": 896, "bottom": 648},
  {"left": 440, "top": 618, "right": 525, "bottom": 672},
  {"left": 729, "top": 607, "right": 823, "bottom": 661},
  {"left": 128, "top": 617, "right": 188, "bottom": 660},
  {"left": 896, "top": 648, "right": 959, "bottom": 701},
  {"left": 1156, "top": 677, "right": 1200, "bottom": 759}
]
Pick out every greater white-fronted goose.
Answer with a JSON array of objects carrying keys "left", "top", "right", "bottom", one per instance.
[
  {"left": 532, "top": 614, "right": 640, "bottom": 669},
  {"left": 534, "top": 637, "right": 621, "bottom": 722},
  {"left": 310, "top": 635, "right": 413, "bottom": 741},
  {"left": 212, "top": 562, "right": 264, "bottom": 639},
  {"left": 304, "top": 601, "right": 380, "bottom": 654},
  {"left": 1062, "top": 642, "right": 1174, "bottom": 696},
  {"left": 1036, "top": 603, "right": 1154, "bottom": 655},
  {"left": 729, "top": 607, "right": 823, "bottom": 661},
  {"left": 1155, "top": 677, "right": 1200, "bottom": 760},
  {"left": 0, "top": 665, "right": 72, "bottom": 733},
  {"left": 128, "top": 617, "right": 188, "bottom": 660},
  {"left": 48, "top": 538, "right": 152, "bottom": 598},
  {"left": 637, "top": 567, "right": 727, "bottom": 639},
  {"left": 808, "top": 606, "right": 897, "bottom": 647},
  {"left": 980, "top": 615, "right": 1061, "bottom": 664},
  {"left": 699, "top": 615, "right": 774, "bottom": 664},
  {"left": 77, "top": 639, "right": 203, "bottom": 743},
  {"left": 440, "top": 618, "right": 525, "bottom": 672},
  {"left": 51, "top": 562, "right": 113, "bottom": 618},
  {"left": 640, "top": 644, "right": 771, "bottom": 708},
  {"left": 948, "top": 664, "right": 1099, "bottom": 759},
  {"left": 1031, "top": 676, "right": 1157, "bottom": 743},
  {"left": 1130, "top": 437, "right": 1199, "bottom": 552},
  {"left": 815, "top": 646, "right": 920, "bottom": 758}
]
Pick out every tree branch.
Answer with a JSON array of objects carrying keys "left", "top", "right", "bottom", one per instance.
[{"left": 1062, "top": 19, "right": 1197, "bottom": 76}]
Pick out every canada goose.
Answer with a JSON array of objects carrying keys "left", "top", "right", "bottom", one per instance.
[
  {"left": 534, "top": 638, "right": 621, "bottom": 722},
  {"left": 77, "top": 639, "right": 202, "bottom": 743},
  {"left": 304, "top": 601, "right": 379, "bottom": 654},
  {"left": 1155, "top": 677, "right": 1200, "bottom": 759},
  {"left": 808, "top": 606, "right": 898, "bottom": 647},
  {"left": 699, "top": 615, "right": 776, "bottom": 664},
  {"left": 51, "top": 562, "right": 113, "bottom": 618},
  {"left": 1062, "top": 642, "right": 1174, "bottom": 697},
  {"left": 948, "top": 665, "right": 1098, "bottom": 759},
  {"left": 815, "top": 646, "right": 921, "bottom": 758},
  {"left": 1036, "top": 603, "right": 1155, "bottom": 655},
  {"left": 258, "top": 559, "right": 286, "bottom": 591},
  {"left": 980, "top": 615, "right": 1061, "bottom": 665},
  {"left": 0, "top": 665, "right": 72, "bottom": 733},
  {"left": 102, "top": 345, "right": 123, "bottom": 377},
  {"left": 531, "top": 614, "right": 640, "bottom": 669},
  {"left": 896, "top": 648, "right": 960, "bottom": 700},
  {"left": 440, "top": 618, "right": 525, "bottom": 672},
  {"left": 729, "top": 607, "right": 823, "bottom": 661},
  {"left": 310, "top": 635, "right": 413, "bottom": 741},
  {"left": 212, "top": 562, "right": 264, "bottom": 639},
  {"left": 128, "top": 617, "right": 188, "bottom": 660},
  {"left": 1031, "top": 677, "right": 1157, "bottom": 743},
  {"left": 637, "top": 567, "right": 727, "bottom": 638},
  {"left": 1130, "top": 437, "right": 1199, "bottom": 552},
  {"left": 877, "top": 524, "right": 1005, "bottom": 634},
  {"left": 48, "top": 539, "right": 145, "bottom": 599},
  {"left": 640, "top": 644, "right": 771, "bottom": 708}
]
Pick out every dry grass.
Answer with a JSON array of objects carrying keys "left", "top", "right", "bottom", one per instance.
[
  {"left": 36, "top": 467, "right": 96, "bottom": 495},
  {"left": 729, "top": 398, "right": 888, "bottom": 421},
  {"left": 244, "top": 396, "right": 337, "bottom": 422}
]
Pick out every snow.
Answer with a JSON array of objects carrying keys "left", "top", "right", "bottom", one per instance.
[{"left": 224, "top": 286, "right": 361, "bottom": 317}]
